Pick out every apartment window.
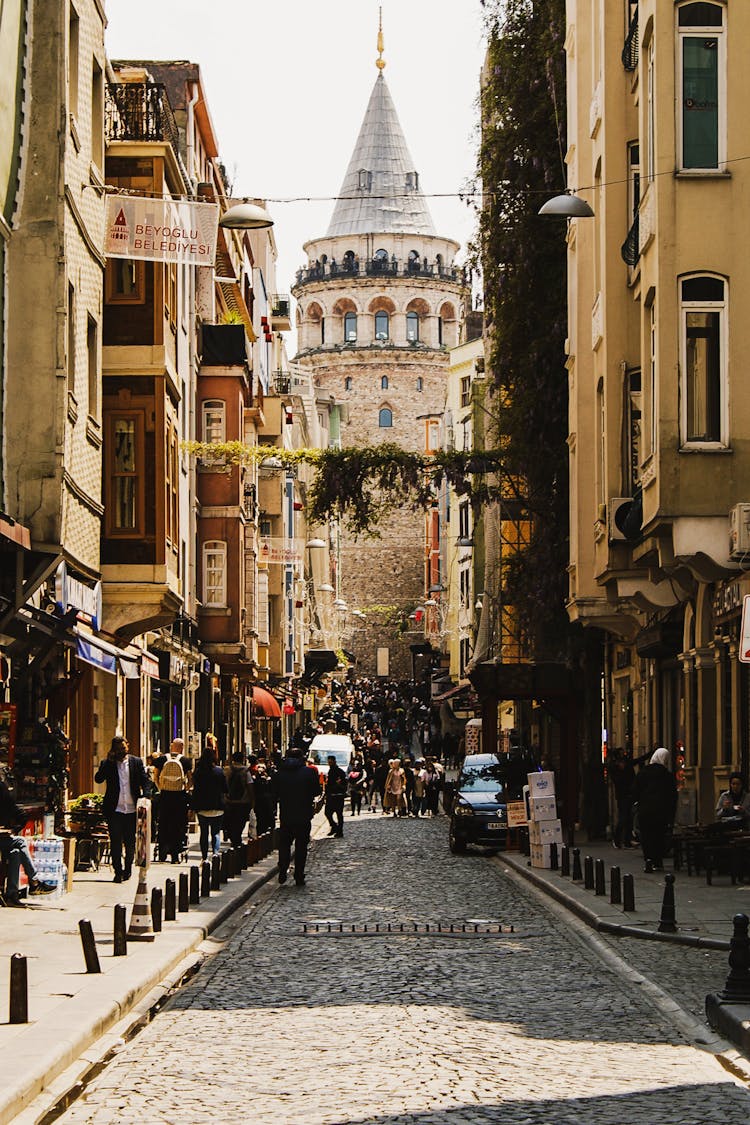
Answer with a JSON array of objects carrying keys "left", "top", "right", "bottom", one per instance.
[
  {"left": 106, "top": 258, "right": 145, "bottom": 305},
  {"left": 459, "top": 500, "right": 471, "bottom": 540},
  {"left": 257, "top": 571, "right": 269, "bottom": 644},
  {"left": 375, "top": 311, "right": 389, "bottom": 340},
  {"left": 645, "top": 298, "right": 657, "bottom": 458},
  {"left": 87, "top": 315, "right": 98, "bottom": 418},
  {"left": 597, "top": 381, "right": 606, "bottom": 507},
  {"left": 460, "top": 636, "right": 472, "bottom": 677},
  {"left": 680, "top": 274, "right": 726, "bottom": 445},
  {"left": 106, "top": 412, "right": 144, "bottom": 535},
  {"left": 166, "top": 424, "right": 178, "bottom": 547},
  {"left": 627, "top": 368, "right": 642, "bottom": 492},
  {"left": 344, "top": 311, "right": 357, "bottom": 342},
  {"left": 164, "top": 262, "right": 177, "bottom": 329},
  {"left": 406, "top": 311, "right": 419, "bottom": 342},
  {"left": 460, "top": 375, "right": 471, "bottom": 408},
  {"left": 202, "top": 399, "right": 226, "bottom": 443},
  {"left": 426, "top": 419, "right": 440, "bottom": 452},
  {"left": 203, "top": 541, "right": 227, "bottom": 607},
  {"left": 460, "top": 566, "right": 471, "bottom": 610},
  {"left": 344, "top": 376, "right": 353, "bottom": 391},
  {"left": 678, "top": 2, "right": 724, "bottom": 171},
  {"left": 646, "top": 38, "right": 655, "bottom": 183},
  {"left": 68, "top": 3, "right": 79, "bottom": 120},
  {"left": 379, "top": 407, "right": 393, "bottom": 428},
  {"left": 91, "top": 60, "right": 103, "bottom": 170}
]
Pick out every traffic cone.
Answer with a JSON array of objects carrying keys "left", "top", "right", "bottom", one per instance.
[{"left": 127, "top": 867, "right": 155, "bottom": 941}]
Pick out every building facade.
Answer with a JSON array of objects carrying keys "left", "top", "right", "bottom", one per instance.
[{"left": 566, "top": 0, "right": 750, "bottom": 821}]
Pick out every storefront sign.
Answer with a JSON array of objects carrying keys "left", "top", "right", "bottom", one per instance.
[
  {"left": 259, "top": 538, "right": 304, "bottom": 565},
  {"left": 715, "top": 578, "right": 750, "bottom": 622},
  {"left": 739, "top": 595, "right": 750, "bottom": 663},
  {"left": 303, "top": 693, "right": 315, "bottom": 711},
  {"left": 507, "top": 800, "right": 527, "bottom": 828},
  {"left": 55, "top": 561, "right": 102, "bottom": 630},
  {"left": 104, "top": 196, "right": 218, "bottom": 266},
  {"left": 142, "top": 653, "right": 160, "bottom": 679}
]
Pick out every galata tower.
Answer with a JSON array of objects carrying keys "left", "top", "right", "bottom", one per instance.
[{"left": 292, "top": 29, "right": 467, "bottom": 680}]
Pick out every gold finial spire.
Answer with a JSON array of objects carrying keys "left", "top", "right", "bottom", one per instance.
[{"left": 376, "top": 6, "right": 386, "bottom": 70}]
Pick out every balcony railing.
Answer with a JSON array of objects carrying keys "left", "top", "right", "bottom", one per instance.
[
  {"left": 272, "top": 370, "right": 291, "bottom": 395},
  {"left": 621, "top": 213, "right": 640, "bottom": 267},
  {"left": 105, "top": 82, "right": 180, "bottom": 154},
  {"left": 622, "top": 5, "right": 639, "bottom": 72},
  {"left": 295, "top": 258, "right": 467, "bottom": 288},
  {"left": 271, "top": 295, "right": 291, "bottom": 319}
]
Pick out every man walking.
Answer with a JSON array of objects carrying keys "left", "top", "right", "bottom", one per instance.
[
  {"left": 95, "top": 736, "right": 152, "bottom": 882},
  {"left": 325, "top": 754, "right": 347, "bottom": 837},
  {"left": 273, "top": 746, "right": 321, "bottom": 886}
]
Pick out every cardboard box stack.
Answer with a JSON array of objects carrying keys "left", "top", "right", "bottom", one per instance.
[{"left": 526, "top": 771, "right": 562, "bottom": 869}]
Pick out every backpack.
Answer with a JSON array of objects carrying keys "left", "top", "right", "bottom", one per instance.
[{"left": 159, "top": 757, "right": 186, "bottom": 792}]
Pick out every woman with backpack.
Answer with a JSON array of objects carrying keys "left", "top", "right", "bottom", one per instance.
[{"left": 156, "top": 737, "right": 190, "bottom": 864}]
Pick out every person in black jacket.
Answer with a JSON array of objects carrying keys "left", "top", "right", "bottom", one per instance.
[
  {"left": 634, "top": 747, "right": 678, "bottom": 873},
  {"left": 95, "top": 736, "right": 152, "bottom": 883},
  {"left": 325, "top": 756, "right": 347, "bottom": 837},
  {"left": 272, "top": 747, "right": 321, "bottom": 886},
  {"left": 191, "top": 743, "right": 229, "bottom": 860}
]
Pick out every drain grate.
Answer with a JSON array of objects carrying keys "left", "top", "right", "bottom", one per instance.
[{"left": 301, "top": 921, "right": 514, "bottom": 936}]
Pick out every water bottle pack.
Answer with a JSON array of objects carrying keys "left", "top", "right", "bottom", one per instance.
[{"left": 28, "top": 836, "right": 66, "bottom": 896}]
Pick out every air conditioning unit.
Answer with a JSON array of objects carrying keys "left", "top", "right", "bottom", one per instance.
[
  {"left": 608, "top": 497, "right": 634, "bottom": 542},
  {"left": 729, "top": 503, "right": 750, "bottom": 558}
]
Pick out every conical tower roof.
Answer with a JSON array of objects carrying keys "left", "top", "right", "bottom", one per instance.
[{"left": 326, "top": 72, "right": 436, "bottom": 238}]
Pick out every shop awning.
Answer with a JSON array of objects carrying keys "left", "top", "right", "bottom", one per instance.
[
  {"left": 74, "top": 629, "right": 141, "bottom": 678},
  {"left": 251, "top": 685, "right": 282, "bottom": 718}
]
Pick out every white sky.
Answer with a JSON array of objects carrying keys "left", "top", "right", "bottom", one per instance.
[{"left": 105, "top": 0, "right": 488, "bottom": 334}]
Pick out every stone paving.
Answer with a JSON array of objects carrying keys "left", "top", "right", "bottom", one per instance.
[{"left": 55, "top": 812, "right": 750, "bottom": 1125}]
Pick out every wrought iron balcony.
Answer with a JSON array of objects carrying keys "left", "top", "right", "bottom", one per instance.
[
  {"left": 272, "top": 370, "right": 292, "bottom": 395},
  {"left": 621, "top": 213, "right": 640, "bottom": 267},
  {"left": 622, "top": 5, "right": 639, "bottom": 72},
  {"left": 105, "top": 83, "right": 180, "bottom": 153},
  {"left": 271, "top": 295, "right": 291, "bottom": 320}
]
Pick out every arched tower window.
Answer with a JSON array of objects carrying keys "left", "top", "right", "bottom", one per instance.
[
  {"left": 381, "top": 375, "right": 389, "bottom": 390},
  {"left": 379, "top": 406, "right": 393, "bottom": 428},
  {"left": 344, "top": 312, "right": 357, "bottom": 342},
  {"left": 375, "top": 311, "right": 390, "bottom": 340},
  {"left": 345, "top": 376, "right": 353, "bottom": 391},
  {"left": 406, "top": 311, "right": 419, "bottom": 342}
]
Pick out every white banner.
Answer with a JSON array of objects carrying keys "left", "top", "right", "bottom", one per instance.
[
  {"left": 259, "top": 538, "right": 304, "bottom": 565},
  {"left": 104, "top": 196, "right": 219, "bottom": 265}
]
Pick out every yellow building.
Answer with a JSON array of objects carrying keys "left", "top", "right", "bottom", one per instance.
[{"left": 566, "top": 0, "right": 750, "bottom": 820}]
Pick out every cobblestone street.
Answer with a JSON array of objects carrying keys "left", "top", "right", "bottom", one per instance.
[{"left": 56, "top": 813, "right": 750, "bottom": 1125}]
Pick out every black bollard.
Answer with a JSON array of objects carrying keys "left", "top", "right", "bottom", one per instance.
[
  {"left": 550, "top": 842, "right": 559, "bottom": 871},
  {"left": 151, "top": 887, "right": 163, "bottom": 933},
  {"left": 594, "top": 858, "right": 606, "bottom": 896},
  {"left": 227, "top": 848, "right": 236, "bottom": 877},
  {"left": 610, "top": 865, "right": 621, "bottom": 905},
  {"left": 584, "top": 855, "right": 594, "bottom": 890},
  {"left": 189, "top": 865, "right": 200, "bottom": 904},
  {"left": 220, "top": 849, "right": 229, "bottom": 883},
  {"left": 238, "top": 844, "right": 247, "bottom": 872},
  {"left": 658, "top": 872, "right": 677, "bottom": 933},
  {"left": 622, "top": 872, "right": 635, "bottom": 912},
  {"left": 720, "top": 914, "right": 750, "bottom": 1001},
  {"left": 560, "top": 844, "right": 570, "bottom": 877},
  {"left": 178, "top": 872, "right": 189, "bottom": 913},
  {"left": 113, "top": 904, "right": 128, "bottom": 955},
  {"left": 211, "top": 855, "right": 221, "bottom": 891},
  {"left": 78, "top": 919, "right": 101, "bottom": 973},
  {"left": 164, "top": 878, "right": 176, "bottom": 921},
  {"left": 202, "top": 861, "right": 212, "bottom": 897},
  {"left": 9, "top": 954, "right": 28, "bottom": 1024},
  {"left": 572, "top": 847, "right": 582, "bottom": 881}
]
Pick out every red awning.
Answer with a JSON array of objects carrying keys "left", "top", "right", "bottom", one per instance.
[{"left": 251, "top": 685, "right": 282, "bottom": 718}]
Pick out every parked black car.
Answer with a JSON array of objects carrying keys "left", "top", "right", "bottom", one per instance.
[{"left": 449, "top": 752, "right": 530, "bottom": 853}]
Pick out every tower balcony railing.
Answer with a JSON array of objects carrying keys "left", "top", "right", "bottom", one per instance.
[
  {"left": 294, "top": 258, "right": 467, "bottom": 288},
  {"left": 105, "top": 83, "right": 180, "bottom": 154}
]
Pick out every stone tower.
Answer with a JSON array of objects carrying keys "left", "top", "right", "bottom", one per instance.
[{"left": 291, "top": 35, "right": 467, "bottom": 679}]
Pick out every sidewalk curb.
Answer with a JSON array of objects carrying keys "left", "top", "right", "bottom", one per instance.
[
  {"left": 500, "top": 852, "right": 731, "bottom": 951},
  {"left": 0, "top": 858, "right": 277, "bottom": 1125}
]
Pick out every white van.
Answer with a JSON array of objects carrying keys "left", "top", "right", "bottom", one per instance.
[{"left": 307, "top": 733, "right": 355, "bottom": 781}]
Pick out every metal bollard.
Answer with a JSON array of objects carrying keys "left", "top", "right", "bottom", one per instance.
[
  {"left": 719, "top": 913, "right": 750, "bottom": 1001},
  {"left": 227, "top": 848, "right": 236, "bottom": 877},
  {"left": 9, "top": 954, "right": 28, "bottom": 1024},
  {"left": 550, "top": 842, "right": 559, "bottom": 871},
  {"left": 113, "top": 904, "right": 128, "bottom": 955},
  {"left": 584, "top": 855, "right": 594, "bottom": 890},
  {"left": 151, "top": 887, "right": 163, "bottom": 933},
  {"left": 211, "top": 855, "right": 221, "bottom": 891},
  {"left": 610, "top": 865, "right": 622, "bottom": 905},
  {"left": 572, "top": 847, "right": 582, "bottom": 881},
  {"left": 560, "top": 844, "right": 570, "bottom": 877},
  {"left": 164, "top": 878, "right": 176, "bottom": 921},
  {"left": 78, "top": 919, "right": 101, "bottom": 973},
  {"left": 178, "top": 872, "right": 189, "bottom": 913},
  {"left": 238, "top": 844, "right": 247, "bottom": 872},
  {"left": 622, "top": 872, "right": 636, "bottom": 912},
  {"left": 219, "top": 849, "right": 229, "bottom": 883},
  {"left": 201, "top": 861, "right": 212, "bottom": 897},
  {"left": 658, "top": 872, "right": 677, "bottom": 933},
  {"left": 189, "top": 865, "right": 200, "bottom": 905},
  {"left": 594, "top": 858, "right": 606, "bottom": 896}
]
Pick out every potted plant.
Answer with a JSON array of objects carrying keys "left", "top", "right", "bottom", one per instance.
[{"left": 67, "top": 792, "right": 105, "bottom": 832}]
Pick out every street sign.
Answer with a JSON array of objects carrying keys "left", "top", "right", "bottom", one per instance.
[{"left": 740, "top": 595, "right": 750, "bottom": 663}]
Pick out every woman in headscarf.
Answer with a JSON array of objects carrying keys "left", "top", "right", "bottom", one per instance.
[{"left": 634, "top": 747, "right": 677, "bottom": 873}]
